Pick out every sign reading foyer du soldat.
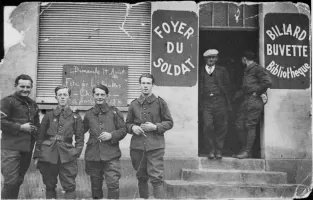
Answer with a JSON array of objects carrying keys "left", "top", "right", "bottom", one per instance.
[{"left": 151, "top": 10, "right": 198, "bottom": 87}]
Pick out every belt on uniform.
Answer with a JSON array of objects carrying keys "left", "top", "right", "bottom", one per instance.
[{"left": 45, "top": 135, "right": 72, "bottom": 143}]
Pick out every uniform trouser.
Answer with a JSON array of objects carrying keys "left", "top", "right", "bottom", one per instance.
[
  {"left": 85, "top": 159, "right": 121, "bottom": 199},
  {"left": 203, "top": 96, "right": 228, "bottom": 153},
  {"left": 235, "top": 95, "right": 264, "bottom": 153},
  {"left": 130, "top": 148, "right": 165, "bottom": 199},
  {"left": 38, "top": 159, "right": 78, "bottom": 199},
  {"left": 1, "top": 149, "right": 33, "bottom": 199}
]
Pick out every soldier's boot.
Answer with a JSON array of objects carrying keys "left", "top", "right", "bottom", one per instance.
[
  {"left": 46, "top": 189, "right": 57, "bottom": 199},
  {"left": 64, "top": 190, "right": 76, "bottom": 199},
  {"left": 138, "top": 180, "right": 149, "bottom": 199},
  {"left": 91, "top": 189, "right": 103, "bottom": 199},
  {"left": 234, "top": 121, "right": 246, "bottom": 157},
  {"left": 236, "top": 126, "right": 256, "bottom": 159},
  {"left": 91, "top": 176, "right": 104, "bottom": 199},
  {"left": 153, "top": 184, "right": 166, "bottom": 199},
  {"left": 1, "top": 183, "right": 20, "bottom": 199},
  {"left": 108, "top": 188, "right": 120, "bottom": 199},
  {"left": 233, "top": 145, "right": 246, "bottom": 158}
]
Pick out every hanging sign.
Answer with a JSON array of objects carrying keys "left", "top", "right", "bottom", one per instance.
[
  {"left": 151, "top": 10, "right": 198, "bottom": 86},
  {"left": 264, "top": 13, "right": 310, "bottom": 89}
]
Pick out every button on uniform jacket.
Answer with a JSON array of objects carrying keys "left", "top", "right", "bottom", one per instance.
[
  {"left": 83, "top": 103, "right": 127, "bottom": 161},
  {"left": 1, "top": 92, "right": 40, "bottom": 152},
  {"left": 126, "top": 94, "right": 174, "bottom": 151},
  {"left": 33, "top": 106, "right": 84, "bottom": 164}
]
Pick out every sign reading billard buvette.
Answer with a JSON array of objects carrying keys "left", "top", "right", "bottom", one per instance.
[
  {"left": 151, "top": 10, "right": 198, "bottom": 86},
  {"left": 264, "top": 13, "right": 310, "bottom": 89}
]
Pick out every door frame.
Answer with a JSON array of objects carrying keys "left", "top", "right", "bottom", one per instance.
[{"left": 198, "top": 27, "right": 264, "bottom": 158}]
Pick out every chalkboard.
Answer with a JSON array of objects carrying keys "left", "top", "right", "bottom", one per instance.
[{"left": 63, "top": 65, "right": 128, "bottom": 106}]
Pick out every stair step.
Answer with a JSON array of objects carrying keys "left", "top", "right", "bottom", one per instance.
[
  {"left": 199, "top": 157, "right": 265, "bottom": 170},
  {"left": 182, "top": 169, "right": 287, "bottom": 184},
  {"left": 165, "top": 180, "right": 309, "bottom": 199}
]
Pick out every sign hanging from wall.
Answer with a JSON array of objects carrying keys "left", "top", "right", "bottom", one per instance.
[
  {"left": 63, "top": 65, "right": 128, "bottom": 106},
  {"left": 151, "top": 10, "right": 198, "bottom": 86},
  {"left": 264, "top": 13, "right": 310, "bottom": 89}
]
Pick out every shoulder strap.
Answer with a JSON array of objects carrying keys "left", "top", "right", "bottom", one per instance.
[
  {"left": 73, "top": 113, "right": 78, "bottom": 134},
  {"left": 110, "top": 106, "right": 123, "bottom": 129},
  {"left": 1, "top": 97, "right": 13, "bottom": 117},
  {"left": 158, "top": 96, "right": 164, "bottom": 121}
]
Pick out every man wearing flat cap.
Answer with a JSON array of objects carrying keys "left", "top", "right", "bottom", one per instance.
[{"left": 200, "top": 49, "right": 232, "bottom": 159}]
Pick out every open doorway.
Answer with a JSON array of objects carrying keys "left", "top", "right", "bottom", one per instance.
[{"left": 198, "top": 29, "right": 261, "bottom": 158}]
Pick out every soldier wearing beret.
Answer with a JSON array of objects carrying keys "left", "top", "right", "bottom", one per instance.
[
  {"left": 1, "top": 74, "right": 40, "bottom": 199},
  {"left": 83, "top": 84, "right": 126, "bottom": 199},
  {"left": 33, "top": 86, "right": 84, "bottom": 199},
  {"left": 126, "top": 73, "right": 173, "bottom": 199},
  {"left": 200, "top": 49, "right": 232, "bottom": 159},
  {"left": 233, "top": 51, "right": 272, "bottom": 159}
]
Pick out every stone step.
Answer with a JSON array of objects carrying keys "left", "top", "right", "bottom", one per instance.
[
  {"left": 181, "top": 169, "right": 287, "bottom": 184},
  {"left": 165, "top": 180, "right": 310, "bottom": 199},
  {"left": 199, "top": 157, "right": 265, "bottom": 171}
]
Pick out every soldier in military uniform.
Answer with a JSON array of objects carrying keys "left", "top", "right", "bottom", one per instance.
[
  {"left": 33, "top": 86, "right": 84, "bottom": 199},
  {"left": 1, "top": 74, "right": 40, "bottom": 199},
  {"left": 126, "top": 73, "right": 174, "bottom": 199},
  {"left": 233, "top": 51, "right": 272, "bottom": 159},
  {"left": 83, "top": 84, "right": 126, "bottom": 199}
]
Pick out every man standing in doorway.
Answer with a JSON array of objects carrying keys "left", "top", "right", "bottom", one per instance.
[
  {"left": 33, "top": 86, "right": 84, "bottom": 199},
  {"left": 201, "top": 49, "right": 232, "bottom": 159},
  {"left": 1, "top": 74, "right": 40, "bottom": 199},
  {"left": 233, "top": 51, "right": 272, "bottom": 159},
  {"left": 126, "top": 73, "right": 173, "bottom": 199}
]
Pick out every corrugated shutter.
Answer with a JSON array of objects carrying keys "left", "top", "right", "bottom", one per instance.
[{"left": 37, "top": 2, "right": 151, "bottom": 105}]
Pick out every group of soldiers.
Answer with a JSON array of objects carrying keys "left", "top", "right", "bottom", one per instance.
[
  {"left": 200, "top": 49, "right": 272, "bottom": 160},
  {"left": 0, "top": 49, "right": 271, "bottom": 199},
  {"left": 1, "top": 73, "right": 173, "bottom": 199}
]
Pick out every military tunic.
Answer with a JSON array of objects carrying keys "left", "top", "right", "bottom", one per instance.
[
  {"left": 83, "top": 103, "right": 126, "bottom": 199},
  {"left": 34, "top": 106, "right": 84, "bottom": 196},
  {"left": 126, "top": 94, "right": 173, "bottom": 187},
  {"left": 235, "top": 62, "right": 272, "bottom": 153},
  {"left": 1, "top": 92, "right": 40, "bottom": 199},
  {"left": 126, "top": 94, "right": 173, "bottom": 151}
]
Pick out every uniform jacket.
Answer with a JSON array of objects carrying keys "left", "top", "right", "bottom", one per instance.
[
  {"left": 1, "top": 92, "right": 40, "bottom": 152},
  {"left": 236, "top": 62, "right": 272, "bottom": 97},
  {"left": 83, "top": 103, "right": 126, "bottom": 161},
  {"left": 199, "top": 65, "right": 232, "bottom": 111},
  {"left": 126, "top": 94, "right": 174, "bottom": 151},
  {"left": 33, "top": 106, "right": 84, "bottom": 164}
]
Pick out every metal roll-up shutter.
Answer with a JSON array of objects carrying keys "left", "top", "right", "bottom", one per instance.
[{"left": 37, "top": 2, "right": 151, "bottom": 105}]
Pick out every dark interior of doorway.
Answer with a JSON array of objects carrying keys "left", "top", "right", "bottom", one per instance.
[{"left": 198, "top": 30, "right": 261, "bottom": 158}]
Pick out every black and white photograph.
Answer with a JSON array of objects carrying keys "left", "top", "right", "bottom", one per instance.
[{"left": 0, "top": 1, "right": 311, "bottom": 199}]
